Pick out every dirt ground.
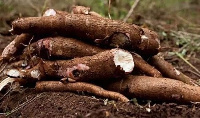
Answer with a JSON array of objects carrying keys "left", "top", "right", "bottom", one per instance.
[
  {"left": 2, "top": 90, "right": 200, "bottom": 118},
  {"left": 0, "top": 35, "right": 199, "bottom": 118}
]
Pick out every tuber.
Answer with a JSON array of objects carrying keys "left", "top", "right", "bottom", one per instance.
[
  {"left": 106, "top": 75, "right": 200, "bottom": 103},
  {"left": 10, "top": 13, "right": 160, "bottom": 56},
  {"left": 21, "top": 36, "right": 161, "bottom": 77},
  {"left": 7, "top": 49, "right": 135, "bottom": 82},
  {"left": 131, "top": 53, "right": 162, "bottom": 77},
  {"left": 36, "top": 81, "right": 129, "bottom": 102},
  {"left": 150, "top": 55, "right": 197, "bottom": 85},
  {"left": 21, "top": 36, "right": 105, "bottom": 59}
]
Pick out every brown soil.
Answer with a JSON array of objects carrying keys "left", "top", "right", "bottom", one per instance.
[
  {"left": 0, "top": 35, "right": 200, "bottom": 118},
  {"left": 1, "top": 90, "right": 200, "bottom": 118}
]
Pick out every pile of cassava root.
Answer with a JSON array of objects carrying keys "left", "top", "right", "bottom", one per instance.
[{"left": 0, "top": 6, "right": 200, "bottom": 103}]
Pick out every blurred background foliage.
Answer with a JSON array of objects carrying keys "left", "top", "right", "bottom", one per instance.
[{"left": 0, "top": 0, "right": 199, "bottom": 56}]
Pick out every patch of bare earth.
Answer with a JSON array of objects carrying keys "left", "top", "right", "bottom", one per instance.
[{"left": 1, "top": 90, "right": 200, "bottom": 118}]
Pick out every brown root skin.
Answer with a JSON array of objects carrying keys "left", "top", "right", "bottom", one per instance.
[
  {"left": 133, "top": 25, "right": 160, "bottom": 57},
  {"left": 11, "top": 13, "right": 159, "bottom": 56},
  {"left": 18, "top": 49, "right": 134, "bottom": 82},
  {"left": 89, "top": 11, "right": 103, "bottom": 18},
  {"left": 71, "top": 6, "right": 90, "bottom": 15},
  {"left": 131, "top": 53, "right": 162, "bottom": 77},
  {"left": 21, "top": 36, "right": 160, "bottom": 78},
  {"left": 106, "top": 75, "right": 200, "bottom": 103},
  {"left": 1, "top": 34, "right": 33, "bottom": 60},
  {"left": 71, "top": 6, "right": 103, "bottom": 18},
  {"left": 21, "top": 36, "right": 105, "bottom": 60},
  {"left": 150, "top": 55, "right": 197, "bottom": 86},
  {"left": 35, "top": 81, "right": 129, "bottom": 102}
]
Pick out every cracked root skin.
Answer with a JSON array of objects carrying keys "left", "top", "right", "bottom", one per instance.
[
  {"left": 18, "top": 49, "right": 134, "bottom": 82},
  {"left": 36, "top": 81, "right": 129, "bottom": 102},
  {"left": 11, "top": 13, "right": 160, "bottom": 56},
  {"left": 150, "top": 55, "right": 197, "bottom": 86},
  {"left": 106, "top": 75, "right": 200, "bottom": 103}
]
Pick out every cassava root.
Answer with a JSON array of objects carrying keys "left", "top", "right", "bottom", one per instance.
[
  {"left": 21, "top": 36, "right": 105, "bottom": 59},
  {"left": 0, "top": 6, "right": 198, "bottom": 103},
  {"left": 106, "top": 75, "right": 200, "bottom": 103},
  {"left": 7, "top": 49, "right": 135, "bottom": 82},
  {"left": 21, "top": 36, "right": 161, "bottom": 77},
  {"left": 150, "top": 55, "right": 197, "bottom": 86},
  {"left": 10, "top": 13, "right": 160, "bottom": 56},
  {"left": 36, "top": 81, "right": 129, "bottom": 102}
]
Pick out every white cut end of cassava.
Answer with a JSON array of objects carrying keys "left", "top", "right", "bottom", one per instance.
[
  {"left": 84, "top": 10, "right": 89, "bottom": 15},
  {"left": 9, "top": 26, "right": 14, "bottom": 32},
  {"left": 146, "top": 108, "right": 151, "bottom": 113},
  {"left": 6, "top": 69, "right": 20, "bottom": 77},
  {"left": 0, "top": 77, "right": 15, "bottom": 91},
  {"left": 174, "top": 68, "right": 181, "bottom": 75},
  {"left": 31, "top": 70, "right": 41, "bottom": 79},
  {"left": 113, "top": 49, "right": 134, "bottom": 73},
  {"left": 141, "top": 35, "right": 149, "bottom": 40},
  {"left": 67, "top": 78, "right": 76, "bottom": 82},
  {"left": 43, "top": 9, "right": 56, "bottom": 16}
]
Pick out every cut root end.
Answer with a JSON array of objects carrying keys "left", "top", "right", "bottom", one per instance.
[
  {"left": 113, "top": 49, "right": 134, "bottom": 73},
  {"left": 43, "top": 9, "right": 57, "bottom": 16},
  {"left": 6, "top": 69, "right": 20, "bottom": 78}
]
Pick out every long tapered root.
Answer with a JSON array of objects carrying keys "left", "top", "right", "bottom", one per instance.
[
  {"left": 21, "top": 36, "right": 105, "bottom": 59},
  {"left": 36, "top": 81, "right": 129, "bottom": 102},
  {"left": 21, "top": 36, "right": 160, "bottom": 77},
  {"left": 131, "top": 53, "right": 162, "bottom": 77},
  {"left": 7, "top": 49, "right": 135, "bottom": 82},
  {"left": 150, "top": 55, "right": 197, "bottom": 86},
  {"left": 106, "top": 75, "right": 200, "bottom": 103},
  {"left": 10, "top": 13, "right": 160, "bottom": 56}
]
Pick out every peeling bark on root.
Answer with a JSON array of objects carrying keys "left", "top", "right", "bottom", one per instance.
[
  {"left": 11, "top": 14, "right": 159, "bottom": 56},
  {"left": 35, "top": 81, "right": 129, "bottom": 102},
  {"left": 1, "top": 34, "right": 33, "bottom": 60},
  {"left": 106, "top": 75, "right": 200, "bottom": 103},
  {"left": 11, "top": 49, "right": 134, "bottom": 82},
  {"left": 150, "top": 55, "right": 197, "bottom": 86}
]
